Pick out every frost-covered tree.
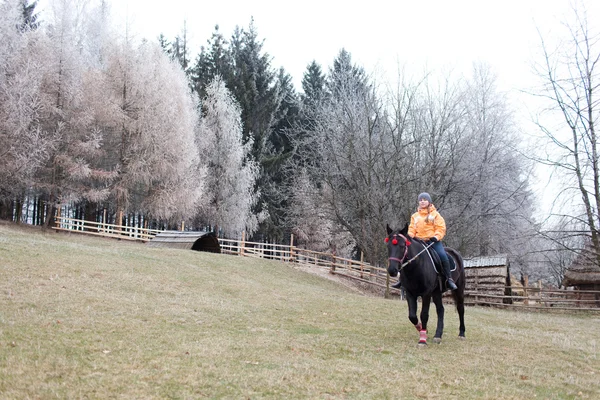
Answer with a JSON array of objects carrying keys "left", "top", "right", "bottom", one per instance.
[
  {"left": 102, "top": 37, "right": 203, "bottom": 224},
  {"left": 448, "top": 63, "right": 534, "bottom": 257},
  {"left": 197, "top": 76, "right": 259, "bottom": 237},
  {"left": 292, "top": 49, "right": 393, "bottom": 264},
  {"left": 28, "top": 0, "right": 97, "bottom": 226},
  {"left": 289, "top": 170, "right": 355, "bottom": 255},
  {"left": 0, "top": 0, "right": 49, "bottom": 220},
  {"left": 289, "top": 53, "right": 535, "bottom": 265}
]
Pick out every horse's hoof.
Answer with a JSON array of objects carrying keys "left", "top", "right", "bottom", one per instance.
[
  {"left": 432, "top": 337, "right": 442, "bottom": 344},
  {"left": 458, "top": 335, "right": 466, "bottom": 341},
  {"left": 417, "top": 342, "right": 427, "bottom": 347}
]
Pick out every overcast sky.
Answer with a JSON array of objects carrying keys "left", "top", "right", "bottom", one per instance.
[{"left": 105, "top": 0, "right": 596, "bottom": 95}]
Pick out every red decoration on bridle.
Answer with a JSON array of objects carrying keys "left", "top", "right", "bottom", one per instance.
[{"left": 387, "top": 233, "right": 411, "bottom": 264}]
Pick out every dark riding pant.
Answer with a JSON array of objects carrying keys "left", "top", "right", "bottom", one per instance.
[{"left": 430, "top": 241, "right": 449, "bottom": 262}]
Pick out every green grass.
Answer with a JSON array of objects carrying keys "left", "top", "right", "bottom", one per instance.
[{"left": 1, "top": 222, "right": 599, "bottom": 399}]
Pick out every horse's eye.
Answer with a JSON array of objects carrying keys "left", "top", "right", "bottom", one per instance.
[
  {"left": 385, "top": 237, "right": 389, "bottom": 243},
  {"left": 392, "top": 239, "right": 398, "bottom": 245}
]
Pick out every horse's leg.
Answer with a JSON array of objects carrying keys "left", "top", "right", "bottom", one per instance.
[
  {"left": 432, "top": 291, "right": 445, "bottom": 343},
  {"left": 454, "top": 288, "right": 466, "bottom": 339},
  {"left": 420, "top": 295, "right": 431, "bottom": 332},
  {"left": 406, "top": 293, "right": 419, "bottom": 328},
  {"left": 416, "top": 295, "right": 432, "bottom": 346}
]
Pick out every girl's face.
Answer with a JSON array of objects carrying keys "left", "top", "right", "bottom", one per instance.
[{"left": 418, "top": 198, "right": 430, "bottom": 209}]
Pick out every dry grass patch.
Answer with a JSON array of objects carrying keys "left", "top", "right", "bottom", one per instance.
[{"left": 1, "top": 222, "right": 599, "bottom": 399}]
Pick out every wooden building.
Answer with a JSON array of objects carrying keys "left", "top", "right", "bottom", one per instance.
[
  {"left": 464, "top": 254, "right": 512, "bottom": 304},
  {"left": 562, "top": 246, "right": 600, "bottom": 306},
  {"left": 147, "top": 231, "right": 221, "bottom": 253}
]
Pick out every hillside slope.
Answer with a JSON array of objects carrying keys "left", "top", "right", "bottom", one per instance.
[{"left": 1, "top": 222, "right": 599, "bottom": 399}]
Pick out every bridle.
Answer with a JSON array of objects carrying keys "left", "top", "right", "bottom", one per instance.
[
  {"left": 386, "top": 233, "right": 436, "bottom": 271},
  {"left": 386, "top": 233, "right": 410, "bottom": 264}
]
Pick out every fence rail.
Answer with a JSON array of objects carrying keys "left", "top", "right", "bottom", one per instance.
[
  {"left": 53, "top": 216, "right": 162, "bottom": 241},
  {"left": 51, "top": 216, "right": 600, "bottom": 311}
]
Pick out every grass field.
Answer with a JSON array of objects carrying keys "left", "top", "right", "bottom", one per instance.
[{"left": 1, "top": 222, "right": 599, "bottom": 399}]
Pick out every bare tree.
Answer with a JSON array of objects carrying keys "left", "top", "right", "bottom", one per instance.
[
  {"left": 449, "top": 63, "right": 535, "bottom": 257},
  {"left": 290, "top": 56, "right": 535, "bottom": 266},
  {"left": 532, "top": 3, "right": 600, "bottom": 265}
]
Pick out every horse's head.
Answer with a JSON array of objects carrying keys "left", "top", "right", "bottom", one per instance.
[{"left": 385, "top": 223, "right": 411, "bottom": 278}]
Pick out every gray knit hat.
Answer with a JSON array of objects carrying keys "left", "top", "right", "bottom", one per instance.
[{"left": 417, "top": 192, "right": 432, "bottom": 203}]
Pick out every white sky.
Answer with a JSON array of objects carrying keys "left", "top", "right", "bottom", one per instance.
[{"left": 107, "top": 0, "right": 594, "bottom": 94}]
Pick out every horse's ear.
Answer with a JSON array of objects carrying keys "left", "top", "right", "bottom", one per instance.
[
  {"left": 400, "top": 222, "right": 409, "bottom": 235},
  {"left": 386, "top": 224, "right": 392, "bottom": 235}
]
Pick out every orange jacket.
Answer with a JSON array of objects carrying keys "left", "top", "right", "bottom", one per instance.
[{"left": 407, "top": 204, "right": 446, "bottom": 241}]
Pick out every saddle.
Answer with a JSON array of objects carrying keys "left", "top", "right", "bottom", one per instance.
[{"left": 414, "top": 239, "right": 456, "bottom": 292}]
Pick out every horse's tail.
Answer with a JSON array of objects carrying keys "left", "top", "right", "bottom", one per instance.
[{"left": 445, "top": 247, "right": 466, "bottom": 307}]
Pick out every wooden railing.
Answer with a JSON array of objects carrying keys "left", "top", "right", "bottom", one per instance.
[
  {"left": 53, "top": 216, "right": 162, "bottom": 241},
  {"left": 464, "top": 287, "right": 600, "bottom": 311},
  {"left": 51, "top": 216, "right": 599, "bottom": 310},
  {"left": 218, "top": 236, "right": 394, "bottom": 292}
]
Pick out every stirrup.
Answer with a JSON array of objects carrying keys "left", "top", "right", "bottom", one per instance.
[{"left": 447, "top": 279, "right": 457, "bottom": 290}]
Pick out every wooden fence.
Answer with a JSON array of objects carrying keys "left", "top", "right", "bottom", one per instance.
[
  {"left": 51, "top": 216, "right": 600, "bottom": 311},
  {"left": 53, "top": 216, "right": 162, "bottom": 241},
  {"left": 465, "top": 286, "right": 600, "bottom": 311},
  {"left": 218, "top": 235, "right": 394, "bottom": 294}
]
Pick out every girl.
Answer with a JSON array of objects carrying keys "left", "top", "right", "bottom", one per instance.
[{"left": 407, "top": 192, "right": 457, "bottom": 290}]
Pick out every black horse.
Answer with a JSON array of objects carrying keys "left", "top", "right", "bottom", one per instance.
[{"left": 386, "top": 223, "right": 466, "bottom": 345}]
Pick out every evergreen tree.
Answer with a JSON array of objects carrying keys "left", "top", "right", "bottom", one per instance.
[
  {"left": 301, "top": 60, "right": 326, "bottom": 107},
  {"left": 227, "top": 19, "right": 281, "bottom": 240},
  {"left": 190, "top": 25, "right": 232, "bottom": 100},
  {"left": 228, "top": 19, "right": 279, "bottom": 163},
  {"left": 327, "top": 48, "right": 369, "bottom": 100},
  {"left": 258, "top": 67, "right": 300, "bottom": 242},
  {"left": 157, "top": 33, "right": 169, "bottom": 53}
]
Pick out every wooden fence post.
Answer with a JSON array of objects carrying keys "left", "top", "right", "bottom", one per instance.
[
  {"left": 240, "top": 231, "right": 245, "bottom": 256},
  {"left": 539, "top": 280, "right": 545, "bottom": 307},
  {"left": 523, "top": 275, "right": 529, "bottom": 305},
  {"left": 54, "top": 206, "right": 60, "bottom": 229},
  {"left": 290, "top": 233, "right": 295, "bottom": 263},
  {"left": 180, "top": 221, "right": 185, "bottom": 231},
  {"left": 360, "top": 252, "right": 364, "bottom": 279},
  {"left": 330, "top": 252, "right": 337, "bottom": 274}
]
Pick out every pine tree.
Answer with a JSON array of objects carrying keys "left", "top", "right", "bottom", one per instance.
[
  {"left": 190, "top": 25, "right": 232, "bottom": 100},
  {"left": 258, "top": 67, "right": 300, "bottom": 242},
  {"left": 227, "top": 19, "right": 282, "bottom": 240},
  {"left": 301, "top": 60, "right": 326, "bottom": 107},
  {"left": 228, "top": 19, "right": 279, "bottom": 164}
]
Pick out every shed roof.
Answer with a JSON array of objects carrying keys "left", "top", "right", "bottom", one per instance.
[
  {"left": 464, "top": 254, "right": 508, "bottom": 268},
  {"left": 147, "top": 231, "right": 221, "bottom": 253},
  {"left": 563, "top": 245, "right": 600, "bottom": 286}
]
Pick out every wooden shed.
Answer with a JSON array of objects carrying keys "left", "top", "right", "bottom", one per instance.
[
  {"left": 563, "top": 246, "right": 600, "bottom": 290},
  {"left": 464, "top": 254, "right": 512, "bottom": 304},
  {"left": 562, "top": 246, "right": 600, "bottom": 306},
  {"left": 147, "top": 231, "right": 221, "bottom": 253}
]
